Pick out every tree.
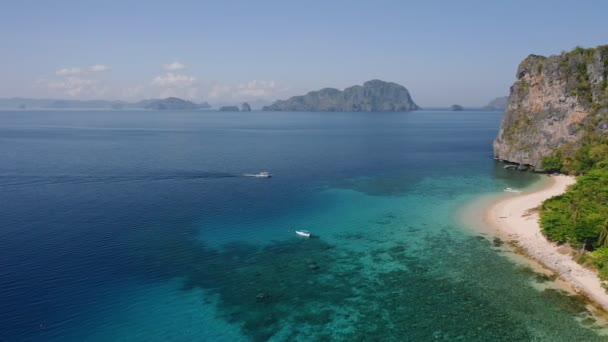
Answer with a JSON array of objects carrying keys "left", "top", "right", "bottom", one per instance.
[{"left": 598, "top": 220, "right": 608, "bottom": 249}]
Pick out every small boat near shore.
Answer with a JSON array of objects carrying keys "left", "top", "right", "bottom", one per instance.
[
  {"left": 504, "top": 187, "right": 521, "bottom": 193},
  {"left": 295, "top": 229, "right": 311, "bottom": 237}
]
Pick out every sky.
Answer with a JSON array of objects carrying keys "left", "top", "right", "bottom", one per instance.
[{"left": 1, "top": 0, "right": 607, "bottom": 107}]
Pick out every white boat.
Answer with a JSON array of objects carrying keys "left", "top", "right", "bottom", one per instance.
[
  {"left": 243, "top": 172, "right": 271, "bottom": 178},
  {"left": 295, "top": 229, "right": 311, "bottom": 237},
  {"left": 504, "top": 187, "right": 521, "bottom": 193}
]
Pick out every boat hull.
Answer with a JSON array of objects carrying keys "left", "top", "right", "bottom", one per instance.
[{"left": 295, "top": 230, "right": 311, "bottom": 237}]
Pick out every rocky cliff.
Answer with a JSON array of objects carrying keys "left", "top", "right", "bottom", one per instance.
[
  {"left": 263, "top": 80, "right": 419, "bottom": 112},
  {"left": 493, "top": 45, "right": 608, "bottom": 170}
]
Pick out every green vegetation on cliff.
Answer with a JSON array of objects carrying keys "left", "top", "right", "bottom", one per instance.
[{"left": 541, "top": 133, "right": 608, "bottom": 175}]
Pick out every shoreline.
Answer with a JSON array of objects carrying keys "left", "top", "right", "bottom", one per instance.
[{"left": 481, "top": 174, "right": 608, "bottom": 311}]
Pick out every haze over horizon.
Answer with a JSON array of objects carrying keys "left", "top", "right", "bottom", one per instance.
[{"left": 2, "top": 0, "right": 607, "bottom": 107}]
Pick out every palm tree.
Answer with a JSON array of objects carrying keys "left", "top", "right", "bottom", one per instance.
[
  {"left": 597, "top": 220, "right": 608, "bottom": 248},
  {"left": 568, "top": 198, "right": 581, "bottom": 222}
]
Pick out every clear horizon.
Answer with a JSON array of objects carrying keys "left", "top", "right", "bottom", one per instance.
[{"left": 1, "top": 0, "right": 607, "bottom": 107}]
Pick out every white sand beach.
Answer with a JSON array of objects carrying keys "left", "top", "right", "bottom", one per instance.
[{"left": 484, "top": 175, "right": 608, "bottom": 311}]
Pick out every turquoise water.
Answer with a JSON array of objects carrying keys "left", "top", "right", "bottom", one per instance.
[{"left": 0, "top": 110, "right": 606, "bottom": 341}]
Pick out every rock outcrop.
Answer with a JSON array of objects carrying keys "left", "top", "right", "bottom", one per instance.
[
  {"left": 241, "top": 102, "right": 252, "bottom": 111},
  {"left": 493, "top": 45, "right": 608, "bottom": 170},
  {"left": 263, "top": 79, "right": 419, "bottom": 112},
  {"left": 483, "top": 96, "right": 508, "bottom": 111},
  {"left": 219, "top": 106, "right": 240, "bottom": 112}
]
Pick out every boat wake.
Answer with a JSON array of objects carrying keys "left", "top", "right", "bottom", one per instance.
[{"left": 0, "top": 170, "right": 239, "bottom": 187}]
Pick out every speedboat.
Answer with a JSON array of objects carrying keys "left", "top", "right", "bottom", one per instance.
[
  {"left": 504, "top": 187, "right": 521, "bottom": 193},
  {"left": 295, "top": 230, "right": 311, "bottom": 238},
  {"left": 243, "top": 172, "right": 271, "bottom": 178}
]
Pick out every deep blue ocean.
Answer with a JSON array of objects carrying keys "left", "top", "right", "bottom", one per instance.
[{"left": 1, "top": 110, "right": 606, "bottom": 341}]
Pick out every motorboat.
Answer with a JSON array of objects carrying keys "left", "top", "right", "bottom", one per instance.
[
  {"left": 504, "top": 187, "right": 521, "bottom": 193},
  {"left": 243, "top": 172, "right": 271, "bottom": 178},
  {"left": 295, "top": 229, "right": 311, "bottom": 237}
]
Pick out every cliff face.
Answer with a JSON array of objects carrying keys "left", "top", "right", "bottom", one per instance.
[
  {"left": 493, "top": 46, "right": 608, "bottom": 170},
  {"left": 263, "top": 80, "right": 419, "bottom": 112}
]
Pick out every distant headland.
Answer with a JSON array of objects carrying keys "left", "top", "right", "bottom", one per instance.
[
  {"left": 263, "top": 79, "right": 419, "bottom": 112},
  {"left": 450, "top": 104, "right": 464, "bottom": 111},
  {"left": 0, "top": 97, "right": 211, "bottom": 110},
  {"left": 482, "top": 96, "right": 508, "bottom": 111}
]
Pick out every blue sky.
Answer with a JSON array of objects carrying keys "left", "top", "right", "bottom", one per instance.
[{"left": 1, "top": 0, "right": 607, "bottom": 106}]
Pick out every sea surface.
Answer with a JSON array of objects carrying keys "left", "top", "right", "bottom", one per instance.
[{"left": 0, "top": 110, "right": 606, "bottom": 341}]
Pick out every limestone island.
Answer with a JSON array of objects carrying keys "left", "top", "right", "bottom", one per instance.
[{"left": 263, "top": 79, "right": 419, "bottom": 112}]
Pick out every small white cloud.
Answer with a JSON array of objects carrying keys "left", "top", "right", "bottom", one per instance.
[
  {"left": 47, "top": 76, "right": 105, "bottom": 97},
  {"left": 208, "top": 80, "right": 283, "bottom": 100},
  {"left": 124, "top": 85, "right": 145, "bottom": 98},
  {"left": 90, "top": 64, "right": 111, "bottom": 72},
  {"left": 41, "top": 65, "right": 112, "bottom": 98},
  {"left": 152, "top": 73, "right": 196, "bottom": 87},
  {"left": 163, "top": 62, "right": 186, "bottom": 72},
  {"left": 237, "top": 80, "right": 277, "bottom": 97},
  {"left": 152, "top": 72, "right": 199, "bottom": 99},
  {"left": 55, "top": 67, "right": 83, "bottom": 76},
  {"left": 208, "top": 84, "right": 233, "bottom": 99}
]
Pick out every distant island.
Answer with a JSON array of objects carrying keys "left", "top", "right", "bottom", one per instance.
[
  {"left": 0, "top": 97, "right": 211, "bottom": 110},
  {"left": 450, "top": 104, "right": 464, "bottom": 111},
  {"left": 219, "top": 106, "right": 240, "bottom": 112},
  {"left": 263, "top": 79, "right": 419, "bottom": 112},
  {"left": 241, "top": 102, "right": 251, "bottom": 112},
  {"left": 139, "top": 97, "right": 210, "bottom": 110},
  {"left": 483, "top": 96, "right": 508, "bottom": 111}
]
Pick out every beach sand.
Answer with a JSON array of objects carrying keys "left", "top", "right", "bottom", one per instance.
[{"left": 483, "top": 174, "right": 608, "bottom": 311}]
